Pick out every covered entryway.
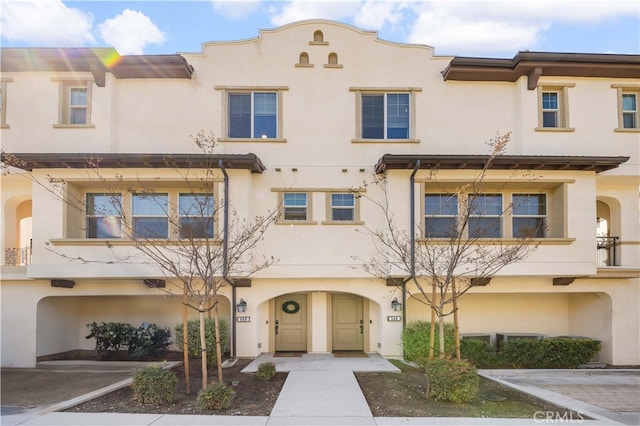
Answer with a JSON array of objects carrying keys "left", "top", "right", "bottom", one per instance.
[
  {"left": 332, "top": 293, "right": 364, "bottom": 351},
  {"left": 275, "top": 294, "right": 307, "bottom": 352}
]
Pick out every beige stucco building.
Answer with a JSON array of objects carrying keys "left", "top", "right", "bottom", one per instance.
[{"left": 1, "top": 20, "right": 639, "bottom": 368}]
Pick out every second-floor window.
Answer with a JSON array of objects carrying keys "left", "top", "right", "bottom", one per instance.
[
  {"left": 622, "top": 93, "right": 638, "bottom": 129},
  {"left": 283, "top": 192, "right": 309, "bottom": 221},
  {"left": 425, "top": 194, "right": 458, "bottom": 238},
  {"left": 330, "top": 193, "right": 355, "bottom": 221},
  {"left": 468, "top": 194, "right": 502, "bottom": 238},
  {"left": 178, "top": 193, "right": 214, "bottom": 238},
  {"left": 54, "top": 80, "right": 93, "bottom": 127},
  {"left": 133, "top": 193, "right": 169, "bottom": 238},
  {"left": 513, "top": 194, "right": 546, "bottom": 238},
  {"left": 541, "top": 91, "right": 559, "bottom": 128},
  {"left": 537, "top": 84, "right": 574, "bottom": 131},
  {"left": 362, "top": 93, "right": 409, "bottom": 139},
  {"left": 229, "top": 92, "right": 277, "bottom": 138},
  {"left": 86, "top": 193, "right": 122, "bottom": 238}
]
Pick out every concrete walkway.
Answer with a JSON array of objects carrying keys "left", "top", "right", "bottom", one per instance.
[{"left": 1, "top": 355, "right": 638, "bottom": 425}]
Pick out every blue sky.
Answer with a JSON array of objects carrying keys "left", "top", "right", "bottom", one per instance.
[{"left": 1, "top": 0, "right": 639, "bottom": 58}]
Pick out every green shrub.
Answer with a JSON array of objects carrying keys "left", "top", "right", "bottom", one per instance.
[
  {"left": 197, "top": 383, "right": 235, "bottom": 410},
  {"left": 128, "top": 323, "right": 172, "bottom": 360},
  {"left": 460, "top": 338, "right": 500, "bottom": 368},
  {"left": 256, "top": 362, "right": 276, "bottom": 381},
  {"left": 132, "top": 363, "right": 178, "bottom": 404},
  {"left": 86, "top": 322, "right": 136, "bottom": 353},
  {"left": 500, "top": 338, "right": 601, "bottom": 368},
  {"left": 425, "top": 357, "right": 479, "bottom": 403},
  {"left": 174, "top": 318, "right": 229, "bottom": 366},
  {"left": 402, "top": 320, "right": 455, "bottom": 367}
]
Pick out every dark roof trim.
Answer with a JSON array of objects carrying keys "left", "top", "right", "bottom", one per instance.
[
  {"left": 2, "top": 153, "right": 266, "bottom": 174},
  {"left": 0, "top": 48, "right": 194, "bottom": 87},
  {"left": 442, "top": 51, "right": 640, "bottom": 88},
  {"left": 374, "top": 154, "right": 629, "bottom": 174}
]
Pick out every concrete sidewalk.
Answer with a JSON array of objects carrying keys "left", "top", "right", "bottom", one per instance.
[{"left": 2, "top": 355, "right": 638, "bottom": 425}]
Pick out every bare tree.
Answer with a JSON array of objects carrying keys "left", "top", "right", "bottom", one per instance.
[
  {"left": 2, "top": 132, "right": 277, "bottom": 389},
  {"left": 357, "top": 133, "right": 541, "bottom": 359}
]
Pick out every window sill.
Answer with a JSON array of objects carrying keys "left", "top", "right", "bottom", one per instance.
[
  {"left": 295, "top": 64, "right": 315, "bottom": 68},
  {"left": 52, "top": 124, "right": 95, "bottom": 129},
  {"left": 49, "top": 238, "right": 222, "bottom": 246},
  {"left": 416, "top": 238, "right": 575, "bottom": 245},
  {"left": 324, "top": 64, "right": 343, "bottom": 69},
  {"left": 614, "top": 128, "right": 640, "bottom": 133},
  {"left": 321, "top": 220, "right": 364, "bottom": 226},
  {"left": 275, "top": 220, "right": 317, "bottom": 226},
  {"left": 352, "top": 138, "right": 420, "bottom": 144},
  {"left": 1, "top": 125, "right": 9, "bottom": 129},
  {"left": 534, "top": 127, "right": 575, "bottom": 132},
  {"left": 218, "top": 138, "right": 287, "bottom": 143}
]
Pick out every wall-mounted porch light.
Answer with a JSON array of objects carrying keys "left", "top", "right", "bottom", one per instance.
[
  {"left": 236, "top": 298, "right": 247, "bottom": 313},
  {"left": 391, "top": 297, "right": 402, "bottom": 312}
]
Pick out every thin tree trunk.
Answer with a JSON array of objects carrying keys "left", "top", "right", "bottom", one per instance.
[
  {"left": 213, "top": 306, "right": 224, "bottom": 383},
  {"left": 183, "top": 287, "right": 190, "bottom": 394},
  {"left": 199, "top": 303, "right": 208, "bottom": 390},
  {"left": 452, "top": 278, "right": 461, "bottom": 360},
  {"left": 438, "top": 313, "right": 445, "bottom": 358},
  {"left": 429, "top": 281, "right": 437, "bottom": 360}
]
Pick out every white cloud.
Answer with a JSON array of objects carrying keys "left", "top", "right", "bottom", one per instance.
[
  {"left": 0, "top": 0, "right": 95, "bottom": 45},
  {"left": 354, "top": 0, "right": 406, "bottom": 29},
  {"left": 211, "top": 0, "right": 262, "bottom": 20},
  {"left": 97, "top": 9, "right": 165, "bottom": 55},
  {"left": 269, "top": 1, "right": 362, "bottom": 26},
  {"left": 406, "top": 0, "right": 639, "bottom": 55}
]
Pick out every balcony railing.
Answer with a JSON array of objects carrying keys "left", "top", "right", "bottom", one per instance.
[
  {"left": 597, "top": 236, "right": 618, "bottom": 267},
  {"left": 3, "top": 247, "right": 31, "bottom": 266}
]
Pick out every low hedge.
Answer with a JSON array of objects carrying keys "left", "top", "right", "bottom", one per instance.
[
  {"left": 425, "top": 357, "right": 479, "bottom": 403},
  {"left": 460, "top": 337, "right": 601, "bottom": 369},
  {"left": 402, "top": 321, "right": 455, "bottom": 367},
  {"left": 499, "top": 337, "right": 601, "bottom": 368}
]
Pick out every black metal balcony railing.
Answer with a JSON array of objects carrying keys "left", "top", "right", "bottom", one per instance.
[
  {"left": 3, "top": 247, "right": 31, "bottom": 266},
  {"left": 597, "top": 236, "right": 618, "bottom": 267}
]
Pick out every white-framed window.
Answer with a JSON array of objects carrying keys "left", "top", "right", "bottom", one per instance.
[
  {"left": 283, "top": 192, "right": 309, "bottom": 221},
  {"left": 216, "top": 86, "right": 288, "bottom": 141},
  {"left": 362, "top": 93, "right": 409, "bottom": 139},
  {"left": 53, "top": 79, "right": 94, "bottom": 127},
  {"left": 424, "top": 194, "right": 458, "bottom": 238},
  {"left": 178, "top": 193, "right": 214, "bottom": 239},
  {"left": 622, "top": 93, "right": 638, "bottom": 128},
  {"left": 86, "top": 193, "right": 122, "bottom": 238},
  {"left": 132, "top": 193, "right": 169, "bottom": 238},
  {"left": 612, "top": 84, "right": 640, "bottom": 131},
  {"left": 513, "top": 194, "right": 546, "bottom": 238},
  {"left": 536, "top": 84, "right": 574, "bottom": 131},
  {"left": 468, "top": 194, "right": 502, "bottom": 238},
  {"left": 229, "top": 92, "right": 276, "bottom": 138},
  {"left": 350, "top": 87, "right": 420, "bottom": 142},
  {"left": 330, "top": 193, "right": 355, "bottom": 221}
]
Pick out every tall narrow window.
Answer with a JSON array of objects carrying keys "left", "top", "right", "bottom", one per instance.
[
  {"left": 330, "top": 193, "right": 354, "bottom": 221},
  {"left": 132, "top": 193, "right": 169, "bottom": 238},
  {"left": 361, "top": 93, "right": 410, "bottom": 139},
  {"left": 0, "top": 78, "right": 10, "bottom": 128},
  {"left": 468, "top": 194, "right": 502, "bottom": 238},
  {"left": 425, "top": 194, "right": 458, "bottom": 238},
  {"left": 179, "top": 193, "right": 214, "bottom": 238},
  {"left": 541, "top": 91, "right": 558, "bottom": 128},
  {"left": 622, "top": 93, "right": 638, "bottom": 129},
  {"left": 513, "top": 194, "right": 546, "bottom": 238},
  {"left": 69, "top": 88, "right": 87, "bottom": 125},
  {"left": 229, "top": 92, "right": 277, "bottom": 138},
  {"left": 86, "top": 193, "right": 122, "bottom": 238},
  {"left": 283, "top": 193, "right": 308, "bottom": 221}
]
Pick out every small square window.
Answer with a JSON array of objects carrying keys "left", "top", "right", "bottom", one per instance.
[
  {"left": 86, "top": 193, "right": 122, "bottom": 238},
  {"left": 361, "top": 93, "right": 409, "bottom": 139},
  {"left": 283, "top": 193, "right": 308, "bottom": 221},
  {"left": 425, "top": 194, "right": 458, "bottom": 238},
  {"left": 330, "top": 193, "right": 355, "bottom": 221},
  {"left": 179, "top": 193, "right": 214, "bottom": 238},
  {"left": 133, "top": 193, "right": 169, "bottom": 238},
  {"left": 54, "top": 80, "right": 93, "bottom": 127}
]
